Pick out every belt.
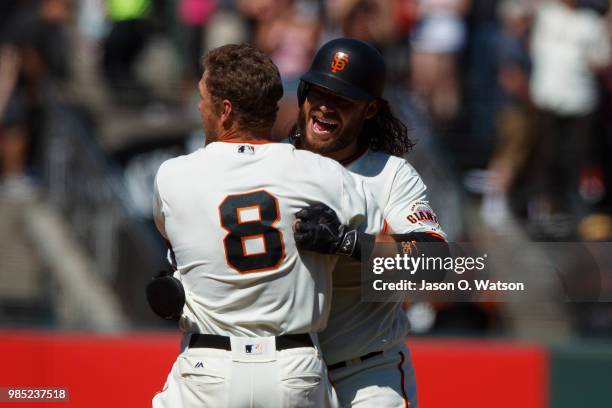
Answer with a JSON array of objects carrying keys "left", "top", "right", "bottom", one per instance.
[
  {"left": 327, "top": 351, "right": 384, "bottom": 371},
  {"left": 189, "top": 333, "right": 314, "bottom": 351}
]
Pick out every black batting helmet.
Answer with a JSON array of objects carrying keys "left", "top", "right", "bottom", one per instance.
[{"left": 298, "top": 38, "right": 386, "bottom": 105}]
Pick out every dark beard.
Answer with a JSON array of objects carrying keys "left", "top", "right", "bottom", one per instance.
[
  {"left": 295, "top": 107, "right": 360, "bottom": 155},
  {"left": 289, "top": 109, "right": 306, "bottom": 146}
]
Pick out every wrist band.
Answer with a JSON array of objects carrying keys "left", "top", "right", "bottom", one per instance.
[{"left": 337, "top": 230, "right": 358, "bottom": 256}]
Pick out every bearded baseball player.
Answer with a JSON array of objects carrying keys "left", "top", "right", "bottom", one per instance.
[
  {"left": 150, "top": 43, "right": 387, "bottom": 408},
  {"left": 292, "top": 38, "right": 447, "bottom": 408}
]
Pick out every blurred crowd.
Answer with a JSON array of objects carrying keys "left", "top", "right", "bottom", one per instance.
[
  {"left": 1, "top": 0, "right": 612, "bottom": 333},
  {"left": 0, "top": 0, "right": 70, "bottom": 193}
]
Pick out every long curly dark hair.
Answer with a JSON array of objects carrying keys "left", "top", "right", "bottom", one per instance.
[
  {"left": 364, "top": 99, "right": 415, "bottom": 157},
  {"left": 289, "top": 98, "right": 415, "bottom": 157}
]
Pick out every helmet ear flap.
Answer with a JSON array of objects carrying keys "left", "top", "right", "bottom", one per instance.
[{"left": 297, "top": 81, "right": 310, "bottom": 106}]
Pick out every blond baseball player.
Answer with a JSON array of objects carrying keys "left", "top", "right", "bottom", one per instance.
[
  {"left": 151, "top": 44, "right": 383, "bottom": 408},
  {"left": 291, "top": 38, "right": 447, "bottom": 407}
]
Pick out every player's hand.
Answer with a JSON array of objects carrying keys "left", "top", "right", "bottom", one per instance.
[{"left": 294, "top": 203, "right": 357, "bottom": 256}]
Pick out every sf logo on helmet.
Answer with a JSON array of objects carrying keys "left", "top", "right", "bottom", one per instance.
[{"left": 330, "top": 52, "right": 349, "bottom": 73}]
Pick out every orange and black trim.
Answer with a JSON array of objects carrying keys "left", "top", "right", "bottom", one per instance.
[
  {"left": 424, "top": 231, "right": 447, "bottom": 242},
  {"left": 397, "top": 351, "right": 411, "bottom": 408}
]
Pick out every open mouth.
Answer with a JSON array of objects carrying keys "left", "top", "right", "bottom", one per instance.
[{"left": 311, "top": 116, "right": 340, "bottom": 134}]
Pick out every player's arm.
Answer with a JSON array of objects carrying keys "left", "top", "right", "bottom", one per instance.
[
  {"left": 295, "top": 160, "right": 448, "bottom": 259},
  {"left": 295, "top": 204, "right": 449, "bottom": 284},
  {"left": 375, "top": 160, "right": 449, "bottom": 264},
  {"left": 153, "top": 175, "right": 168, "bottom": 239},
  {"left": 294, "top": 204, "right": 447, "bottom": 262},
  {"left": 146, "top": 169, "right": 185, "bottom": 320},
  {"left": 294, "top": 203, "right": 450, "bottom": 288}
]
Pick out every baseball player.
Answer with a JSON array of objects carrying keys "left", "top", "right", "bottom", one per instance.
[
  {"left": 151, "top": 44, "right": 384, "bottom": 408},
  {"left": 291, "top": 38, "right": 447, "bottom": 407}
]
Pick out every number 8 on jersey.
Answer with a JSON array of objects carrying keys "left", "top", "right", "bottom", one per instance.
[{"left": 219, "top": 190, "right": 285, "bottom": 273}]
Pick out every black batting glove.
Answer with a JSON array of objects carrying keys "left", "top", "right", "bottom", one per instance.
[{"left": 294, "top": 203, "right": 359, "bottom": 257}]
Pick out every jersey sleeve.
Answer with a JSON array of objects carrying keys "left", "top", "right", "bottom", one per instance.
[
  {"left": 153, "top": 167, "right": 168, "bottom": 239},
  {"left": 337, "top": 167, "right": 384, "bottom": 234},
  {"left": 384, "top": 160, "right": 446, "bottom": 239}
]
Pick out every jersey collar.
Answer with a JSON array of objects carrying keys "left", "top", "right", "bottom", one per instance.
[
  {"left": 218, "top": 138, "right": 275, "bottom": 145},
  {"left": 339, "top": 143, "right": 369, "bottom": 167}
]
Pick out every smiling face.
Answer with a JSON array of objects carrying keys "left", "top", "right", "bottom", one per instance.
[{"left": 299, "top": 85, "right": 377, "bottom": 158}]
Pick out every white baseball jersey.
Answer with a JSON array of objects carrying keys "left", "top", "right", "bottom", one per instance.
[
  {"left": 319, "top": 149, "right": 446, "bottom": 365},
  {"left": 153, "top": 141, "right": 383, "bottom": 337}
]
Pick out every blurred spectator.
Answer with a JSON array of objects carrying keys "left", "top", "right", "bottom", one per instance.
[
  {"left": 0, "top": 46, "right": 24, "bottom": 189},
  {"left": 256, "top": 0, "right": 321, "bottom": 85},
  {"left": 528, "top": 0, "right": 611, "bottom": 234},
  {"left": 102, "top": 0, "right": 155, "bottom": 106},
  {"left": 596, "top": 53, "right": 612, "bottom": 213},
  {"left": 577, "top": 2, "right": 611, "bottom": 212},
  {"left": 392, "top": 0, "right": 421, "bottom": 36},
  {"left": 461, "top": 0, "right": 502, "bottom": 162},
  {"left": 0, "top": 2, "right": 20, "bottom": 37},
  {"left": 0, "top": 46, "right": 20, "bottom": 129},
  {"left": 411, "top": 0, "right": 470, "bottom": 124},
  {"left": 77, "top": 0, "right": 108, "bottom": 44},
  {"left": 237, "top": 0, "right": 293, "bottom": 40},
  {"left": 481, "top": 0, "right": 533, "bottom": 227},
  {"left": 384, "top": 0, "right": 421, "bottom": 85},
  {"left": 203, "top": 5, "right": 249, "bottom": 52},
  {"left": 0, "top": 0, "right": 70, "bottom": 193},
  {"left": 176, "top": 0, "right": 217, "bottom": 81},
  {"left": 319, "top": 0, "right": 396, "bottom": 47},
  {"left": 327, "top": 0, "right": 414, "bottom": 85},
  {"left": 1, "top": 0, "right": 70, "bottom": 81},
  {"left": 251, "top": 0, "right": 321, "bottom": 138},
  {"left": 339, "top": 0, "right": 395, "bottom": 45}
]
